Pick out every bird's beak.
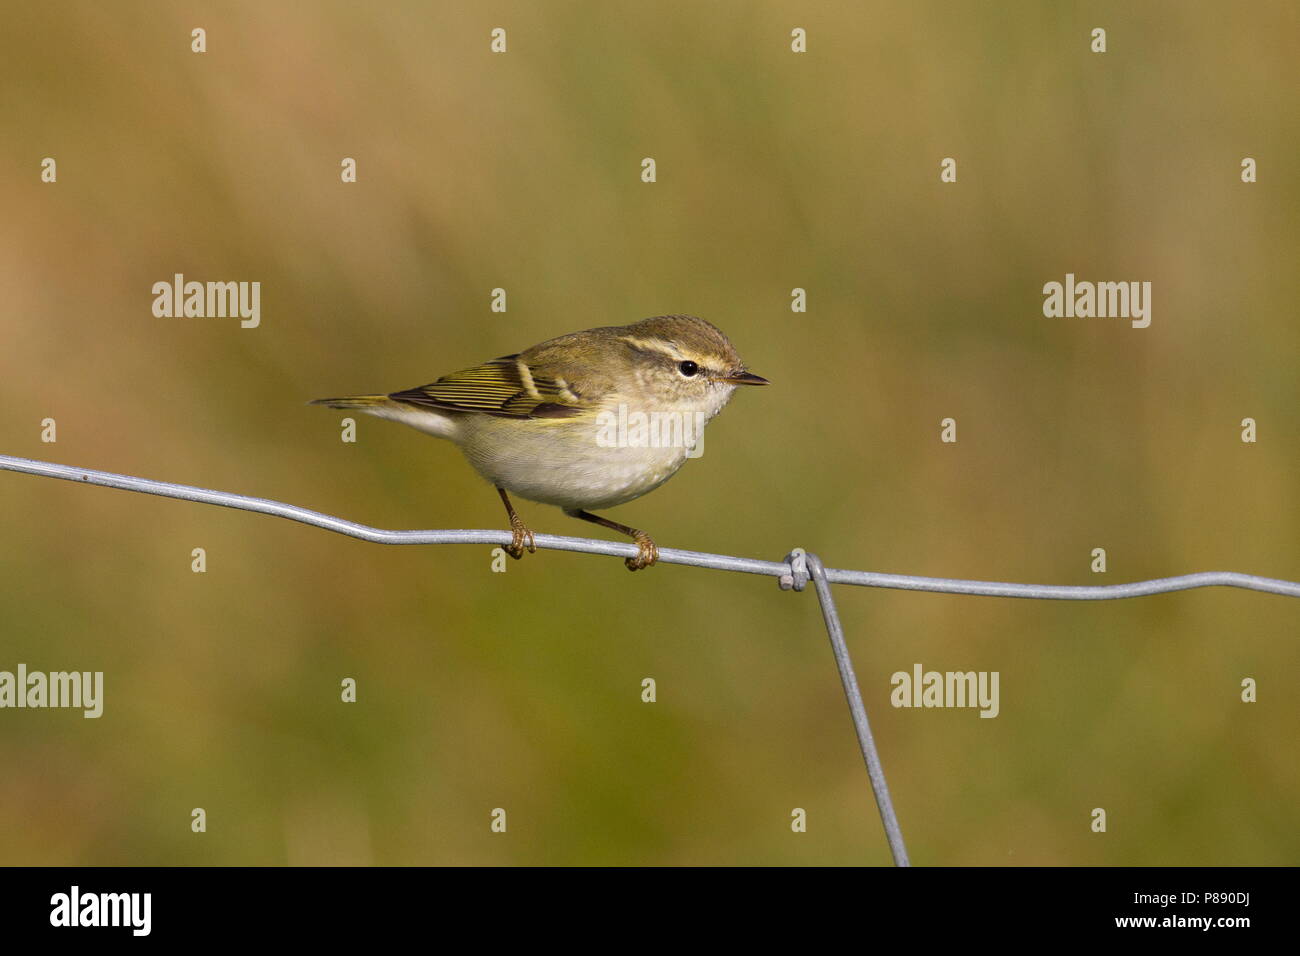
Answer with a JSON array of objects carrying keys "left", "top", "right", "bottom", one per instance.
[{"left": 718, "top": 371, "right": 770, "bottom": 386}]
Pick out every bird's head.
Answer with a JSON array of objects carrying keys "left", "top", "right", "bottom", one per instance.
[{"left": 615, "top": 314, "right": 768, "bottom": 415}]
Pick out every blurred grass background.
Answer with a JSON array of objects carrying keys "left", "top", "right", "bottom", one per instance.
[{"left": 0, "top": 0, "right": 1296, "bottom": 865}]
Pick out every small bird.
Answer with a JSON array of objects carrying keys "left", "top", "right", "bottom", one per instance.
[{"left": 312, "top": 314, "right": 768, "bottom": 570}]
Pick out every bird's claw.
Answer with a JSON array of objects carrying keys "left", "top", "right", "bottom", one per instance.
[
  {"left": 624, "top": 533, "right": 659, "bottom": 572},
  {"left": 505, "top": 520, "right": 536, "bottom": 560}
]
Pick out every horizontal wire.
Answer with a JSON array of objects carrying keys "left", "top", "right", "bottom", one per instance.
[{"left": 3, "top": 454, "right": 1298, "bottom": 600}]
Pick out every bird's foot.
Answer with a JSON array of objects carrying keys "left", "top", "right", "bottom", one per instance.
[
  {"left": 505, "top": 517, "right": 536, "bottom": 560},
  {"left": 625, "top": 531, "right": 659, "bottom": 571}
]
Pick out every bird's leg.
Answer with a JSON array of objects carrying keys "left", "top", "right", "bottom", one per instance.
[
  {"left": 565, "top": 509, "right": 659, "bottom": 571},
  {"left": 497, "top": 487, "right": 536, "bottom": 559}
]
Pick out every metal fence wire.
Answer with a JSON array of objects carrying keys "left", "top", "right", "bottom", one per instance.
[{"left": 4, "top": 453, "right": 1299, "bottom": 866}]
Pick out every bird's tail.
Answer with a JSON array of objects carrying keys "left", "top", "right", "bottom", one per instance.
[
  {"left": 309, "top": 395, "right": 395, "bottom": 411},
  {"left": 311, "top": 393, "right": 457, "bottom": 438}
]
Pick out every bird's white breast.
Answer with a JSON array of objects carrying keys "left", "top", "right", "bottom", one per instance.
[{"left": 456, "top": 406, "right": 716, "bottom": 511}]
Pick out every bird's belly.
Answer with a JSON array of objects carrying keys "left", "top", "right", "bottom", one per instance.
[{"left": 458, "top": 419, "right": 693, "bottom": 511}]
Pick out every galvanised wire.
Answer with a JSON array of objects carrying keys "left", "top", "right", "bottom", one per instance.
[
  {"left": 4, "top": 453, "right": 1298, "bottom": 866},
  {"left": 806, "top": 552, "right": 910, "bottom": 866},
  {"left": 5, "top": 455, "right": 1297, "bottom": 599}
]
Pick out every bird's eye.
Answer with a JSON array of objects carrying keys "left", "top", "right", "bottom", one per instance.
[{"left": 678, "top": 360, "right": 699, "bottom": 377}]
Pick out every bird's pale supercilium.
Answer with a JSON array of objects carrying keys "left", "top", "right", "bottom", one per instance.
[{"left": 312, "top": 314, "right": 768, "bottom": 570}]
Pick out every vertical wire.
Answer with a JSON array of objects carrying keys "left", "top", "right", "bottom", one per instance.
[{"left": 806, "top": 552, "right": 911, "bottom": 867}]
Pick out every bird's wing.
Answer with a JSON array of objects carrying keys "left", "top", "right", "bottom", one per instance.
[{"left": 387, "top": 355, "right": 588, "bottom": 419}]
